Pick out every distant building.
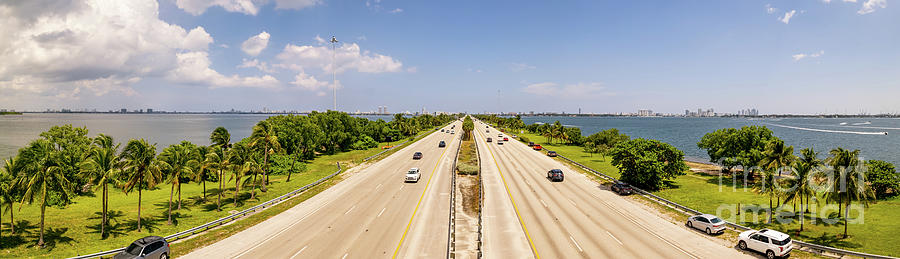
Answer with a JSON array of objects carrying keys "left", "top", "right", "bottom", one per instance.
[
  {"left": 147, "top": 108, "right": 153, "bottom": 113},
  {"left": 638, "top": 109, "right": 653, "bottom": 116},
  {"left": 120, "top": 108, "right": 127, "bottom": 113}
]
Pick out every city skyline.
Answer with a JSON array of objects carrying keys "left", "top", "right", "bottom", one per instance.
[{"left": 1, "top": 0, "right": 898, "bottom": 114}]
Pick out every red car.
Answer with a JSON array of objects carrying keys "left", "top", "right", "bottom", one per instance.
[
  {"left": 503, "top": 137, "right": 509, "bottom": 141},
  {"left": 533, "top": 144, "right": 543, "bottom": 151}
]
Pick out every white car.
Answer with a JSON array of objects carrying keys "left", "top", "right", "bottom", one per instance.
[
  {"left": 686, "top": 214, "right": 726, "bottom": 235},
  {"left": 405, "top": 168, "right": 421, "bottom": 182},
  {"left": 738, "top": 229, "right": 792, "bottom": 259},
  {"left": 450, "top": 130, "right": 455, "bottom": 134}
]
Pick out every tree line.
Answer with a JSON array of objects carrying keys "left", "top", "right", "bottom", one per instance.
[
  {"left": 0, "top": 111, "right": 457, "bottom": 247},
  {"left": 698, "top": 125, "right": 898, "bottom": 237}
]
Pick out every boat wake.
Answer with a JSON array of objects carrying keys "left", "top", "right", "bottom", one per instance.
[{"left": 767, "top": 123, "right": 888, "bottom": 135}]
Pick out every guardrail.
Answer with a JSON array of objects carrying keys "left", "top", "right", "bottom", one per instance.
[
  {"left": 69, "top": 162, "right": 343, "bottom": 259},
  {"left": 542, "top": 146, "right": 899, "bottom": 259},
  {"left": 476, "top": 133, "right": 485, "bottom": 259},
  {"left": 447, "top": 137, "right": 461, "bottom": 259}
]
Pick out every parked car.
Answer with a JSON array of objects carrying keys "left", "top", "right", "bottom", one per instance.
[
  {"left": 512, "top": 134, "right": 518, "bottom": 138},
  {"left": 413, "top": 152, "right": 423, "bottom": 160},
  {"left": 487, "top": 137, "right": 492, "bottom": 142},
  {"left": 547, "top": 169, "right": 564, "bottom": 182},
  {"left": 533, "top": 144, "right": 543, "bottom": 151},
  {"left": 439, "top": 141, "right": 446, "bottom": 147},
  {"left": 528, "top": 142, "right": 535, "bottom": 147},
  {"left": 686, "top": 214, "right": 726, "bottom": 235},
  {"left": 547, "top": 151, "right": 558, "bottom": 157},
  {"left": 738, "top": 229, "right": 792, "bottom": 259},
  {"left": 115, "top": 236, "right": 169, "bottom": 259},
  {"left": 405, "top": 168, "right": 421, "bottom": 182},
  {"left": 611, "top": 181, "right": 633, "bottom": 195}
]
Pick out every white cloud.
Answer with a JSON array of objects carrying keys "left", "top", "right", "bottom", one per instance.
[
  {"left": 522, "top": 82, "right": 612, "bottom": 98},
  {"left": 238, "top": 58, "right": 275, "bottom": 73},
  {"left": 169, "top": 51, "right": 280, "bottom": 89},
  {"left": 0, "top": 0, "right": 283, "bottom": 105},
  {"left": 510, "top": 62, "right": 536, "bottom": 71},
  {"left": 844, "top": 0, "right": 858, "bottom": 3},
  {"left": 389, "top": 8, "right": 403, "bottom": 13},
  {"left": 275, "top": 42, "right": 403, "bottom": 74},
  {"left": 858, "top": 0, "right": 887, "bottom": 14},
  {"left": 780, "top": 10, "right": 797, "bottom": 24},
  {"left": 175, "top": 0, "right": 321, "bottom": 16},
  {"left": 792, "top": 50, "right": 825, "bottom": 61},
  {"left": 241, "top": 31, "right": 270, "bottom": 56},
  {"left": 822, "top": 0, "right": 832, "bottom": 3},
  {"left": 290, "top": 71, "right": 328, "bottom": 91},
  {"left": 766, "top": 4, "right": 777, "bottom": 14}
]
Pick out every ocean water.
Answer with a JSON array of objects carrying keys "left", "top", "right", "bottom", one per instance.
[
  {"left": 0, "top": 113, "right": 393, "bottom": 160},
  {"left": 520, "top": 116, "right": 900, "bottom": 166}
]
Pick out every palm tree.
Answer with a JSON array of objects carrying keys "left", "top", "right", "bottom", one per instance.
[
  {"left": 2, "top": 157, "right": 22, "bottom": 235},
  {"left": 19, "top": 139, "right": 73, "bottom": 247},
  {"left": 784, "top": 148, "right": 821, "bottom": 231},
  {"left": 194, "top": 145, "right": 213, "bottom": 201},
  {"left": 158, "top": 143, "right": 199, "bottom": 225},
  {"left": 228, "top": 143, "right": 254, "bottom": 206},
  {"left": 758, "top": 140, "right": 795, "bottom": 223},
  {"left": 250, "top": 121, "right": 281, "bottom": 186},
  {"left": 120, "top": 139, "right": 163, "bottom": 232},
  {"left": 78, "top": 134, "right": 120, "bottom": 237},
  {"left": 210, "top": 127, "right": 231, "bottom": 211},
  {"left": 825, "top": 148, "right": 874, "bottom": 238}
]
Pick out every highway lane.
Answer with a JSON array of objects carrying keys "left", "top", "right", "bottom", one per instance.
[
  {"left": 472, "top": 119, "right": 751, "bottom": 259},
  {"left": 182, "top": 121, "right": 461, "bottom": 259}
]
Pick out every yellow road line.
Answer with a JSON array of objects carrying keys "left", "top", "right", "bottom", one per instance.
[
  {"left": 392, "top": 126, "right": 453, "bottom": 258},
  {"left": 476, "top": 127, "right": 541, "bottom": 259}
]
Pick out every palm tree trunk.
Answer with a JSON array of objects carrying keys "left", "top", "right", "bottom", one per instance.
[
  {"left": 102, "top": 184, "right": 108, "bottom": 237},
  {"left": 1, "top": 205, "right": 4, "bottom": 240},
  {"left": 263, "top": 144, "right": 269, "bottom": 185},
  {"left": 234, "top": 177, "right": 239, "bottom": 207},
  {"left": 843, "top": 202, "right": 849, "bottom": 238},
  {"left": 202, "top": 177, "right": 207, "bottom": 201},
  {"left": 9, "top": 202, "right": 14, "bottom": 234},
  {"left": 178, "top": 183, "right": 182, "bottom": 210},
  {"left": 800, "top": 199, "right": 805, "bottom": 231},
  {"left": 217, "top": 169, "right": 222, "bottom": 211},
  {"left": 137, "top": 188, "right": 142, "bottom": 232},
  {"left": 168, "top": 184, "right": 174, "bottom": 225},
  {"left": 38, "top": 192, "right": 46, "bottom": 247},
  {"left": 287, "top": 154, "right": 296, "bottom": 182},
  {"left": 805, "top": 194, "right": 810, "bottom": 213},
  {"left": 768, "top": 196, "right": 773, "bottom": 223},
  {"left": 250, "top": 173, "right": 257, "bottom": 200}
]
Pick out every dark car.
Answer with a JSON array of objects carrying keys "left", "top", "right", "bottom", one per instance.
[
  {"left": 611, "top": 181, "right": 633, "bottom": 195},
  {"left": 115, "top": 236, "right": 169, "bottom": 259},
  {"left": 486, "top": 137, "right": 492, "bottom": 142},
  {"left": 547, "top": 169, "right": 564, "bottom": 182},
  {"left": 528, "top": 142, "right": 535, "bottom": 147},
  {"left": 547, "top": 151, "right": 558, "bottom": 157},
  {"left": 439, "top": 141, "right": 446, "bottom": 147},
  {"left": 497, "top": 141, "right": 504, "bottom": 145},
  {"left": 413, "top": 152, "right": 423, "bottom": 160}
]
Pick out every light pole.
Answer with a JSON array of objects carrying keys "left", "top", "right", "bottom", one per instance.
[{"left": 330, "top": 36, "right": 338, "bottom": 111}]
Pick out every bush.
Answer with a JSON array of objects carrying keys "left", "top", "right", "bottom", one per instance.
[
  {"left": 350, "top": 135, "right": 378, "bottom": 150},
  {"left": 457, "top": 163, "right": 479, "bottom": 175},
  {"left": 519, "top": 136, "right": 530, "bottom": 143},
  {"left": 610, "top": 138, "right": 688, "bottom": 191}
]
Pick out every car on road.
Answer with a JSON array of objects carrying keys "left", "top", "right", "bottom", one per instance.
[
  {"left": 413, "top": 152, "right": 423, "bottom": 160},
  {"left": 439, "top": 141, "right": 446, "bottom": 147},
  {"left": 738, "top": 229, "right": 792, "bottom": 259},
  {"left": 405, "top": 168, "right": 421, "bottom": 182},
  {"left": 686, "top": 214, "right": 726, "bottom": 235},
  {"left": 528, "top": 142, "right": 535, "bottom": 147},
  {"left": 451, "top": 130, "right": 455, "bottom": 134},
  {"left": 486, "top": 137, "right": 492, "bottom": 142},
  {"left": 115, "top": 236, "right": 169, "bottom": 259},
  {"left": 503, "top": 137, "right": 509, "bottom": 141},
  {"left": 497, "top": 141, "right": 504, "bottom": 145},
  {"left": 547, "top": 151, "right": 557, "bottom": 157},
  {"left": 441, "top": 129, "right": 444, "bottom": 132},
  {"left": 533, "top": 144, "right": 543, "bottom": 151},
  {"left": 547, "top": 169, "right": 564, "bottom": 182},
  {"left": 611, "top": 181, "right": 633, "bottom": 195},
  {"left": 486, "top": 129, "right": 489, "bottom": 133}
]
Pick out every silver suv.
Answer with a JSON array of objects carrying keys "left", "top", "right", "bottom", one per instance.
[{"left": 115, "top": 236, "right": 169, "bottom": 259}]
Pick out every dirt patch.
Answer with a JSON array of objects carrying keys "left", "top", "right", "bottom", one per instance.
[{"left": 458, "top": 175, "right": 480, "bottom": 216}]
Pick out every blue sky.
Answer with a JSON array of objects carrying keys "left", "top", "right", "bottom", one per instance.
[{"left": 1, "top": 0, "right": 897, "bottom": 114}]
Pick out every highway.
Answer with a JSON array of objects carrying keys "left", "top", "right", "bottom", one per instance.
[
  {"left": 183, "top": 118, "right": 753, "bottom": 259},
  {"left": 472, "top": 119, "right": 751, "bottom": 259},
  {"left": 183, "top": 121, "right": 461, "bottom": 259}
]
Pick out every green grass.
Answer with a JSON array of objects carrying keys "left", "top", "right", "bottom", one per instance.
[
  {"left": 456, "top": 140, "right": 478, "bottom": 175},
  {"left": 512, "top": 130, "right": 900, "bottom": 257},
  {"left": 0, "top": 139, "right": 402, "bottom": 258}
]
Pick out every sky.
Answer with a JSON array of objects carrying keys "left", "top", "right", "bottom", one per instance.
[{"left": 0, "top": 0, "right": 898, "bottom": 115}]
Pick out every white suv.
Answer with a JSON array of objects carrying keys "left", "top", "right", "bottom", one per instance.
[
  {"left": 686, "top": 214, "right": 726, "bottom": 235},
  {"left": 405, "top": 168, "right": 421, "bottom": 182},
  {"left": 738, "top": 229, "right": 792, "bottom": 259}
]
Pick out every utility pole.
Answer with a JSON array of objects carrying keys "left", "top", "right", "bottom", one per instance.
[{"left": 330, "top": 36, "right": 338, "bottom": 111}]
